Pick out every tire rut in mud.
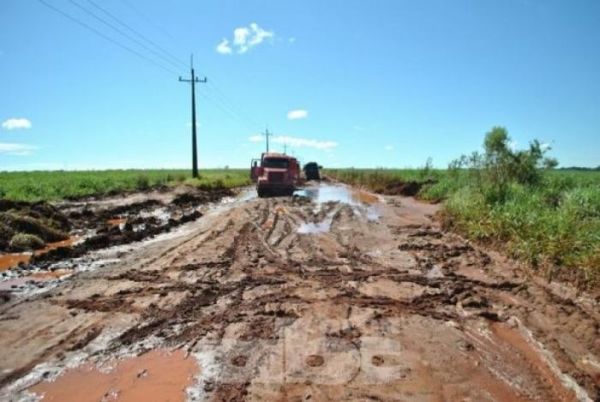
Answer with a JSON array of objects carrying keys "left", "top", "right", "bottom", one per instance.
[{"left": 18, "top": 194, "right": 599, "bottom": 400}]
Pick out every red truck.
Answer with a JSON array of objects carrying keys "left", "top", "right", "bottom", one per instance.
[{"left": 250, "top": 152, "right": 301, "bottom": 197}]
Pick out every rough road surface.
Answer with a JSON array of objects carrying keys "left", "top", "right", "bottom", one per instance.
[{"left": 0, "top": 183, "right": 598, "bottom": 401}]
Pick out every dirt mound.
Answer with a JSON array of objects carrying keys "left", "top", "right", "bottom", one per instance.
[
  {"left": 172, "top": 187, "right": 233, "bottom": 206},
  {"left": 1, "top": 186, "right": 234, "bottom": 274},
  {"left": 382, "top": 180, "right": 423, "bottom": 196},
  {"left": 0, "top": 201, "right": 70, "bottom": 251}
]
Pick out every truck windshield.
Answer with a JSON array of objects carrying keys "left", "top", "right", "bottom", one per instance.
[{"left": 262, "top": 158, "right": 289, "bottom": 169}]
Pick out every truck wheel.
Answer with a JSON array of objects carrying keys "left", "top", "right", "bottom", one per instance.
[{"left": 257, "top": 188, "right": 265, "bottom": 198}]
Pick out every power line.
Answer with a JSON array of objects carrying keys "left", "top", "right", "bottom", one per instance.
[
  {"left": 202, "top": 88, "right": 255, "bottom": 129},
  {"left": 67, "top": 0, "right": 182, "bottom": 70},
  {"left": 102, "top": 1, "right": 262, "bottom": 132},
  {"left": 122, "top": 0, "right": 176, "bottom": 42},
  {"left": 40, "top": 0, "right": 263, "bottom": 136},
  {"left": 198, "top": 90, "right": 258, "bottom": 133},
  {"left": 206, "top": 80, "right": 263, "bottom": 131},
  {"left": 37, "top": 0, "right": 177, "bottom": 75},
  {"left": 84, "top": 0, "right": 186, "bottom": 69}
]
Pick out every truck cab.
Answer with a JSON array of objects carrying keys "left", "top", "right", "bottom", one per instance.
[{"left": 251, "top": 153, "right": 300, "bottom": 197}]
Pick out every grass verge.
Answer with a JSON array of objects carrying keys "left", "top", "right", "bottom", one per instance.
[
  {"left": 326, "top": 168, "right": 600, "bottom": 289},
  {"left": 0, "top": 169, "right": 252, "bottom": 202}
]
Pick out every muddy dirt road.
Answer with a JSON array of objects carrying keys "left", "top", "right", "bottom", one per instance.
[{"left": 0, "top": 183, "right": 598, "bottom": 401}]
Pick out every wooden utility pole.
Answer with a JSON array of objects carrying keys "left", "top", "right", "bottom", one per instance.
[
  {"left": 264, "top": 128, "right": 272, "bottom": 154},
  {"left": 179, "top": 55, "right": 206, "bottom": 178}
]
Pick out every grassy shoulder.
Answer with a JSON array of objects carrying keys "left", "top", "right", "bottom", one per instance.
[
  {"left": 0, "top": 169, "right": 252, "bottom": 202},
  {"left": 327, "top": 131, "right": 600, "bottom": 289}
]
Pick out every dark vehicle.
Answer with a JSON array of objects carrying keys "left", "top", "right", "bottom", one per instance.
[
  {"left": 303, "top": 162, "right": 322, "bottom": 181},
  {"left": 250, "top": 152, "right": 301, "bottom": 197}
]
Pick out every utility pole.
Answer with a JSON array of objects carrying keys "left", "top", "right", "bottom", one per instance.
[
  {"left": 283, "top": 143, "right": 287, "bottom": 154},
  {"left": 179, "top": 54, "right": 206, "bottom": 178},
  {"left": 264, "top": 128, "right": 272, "bottom": 153}
]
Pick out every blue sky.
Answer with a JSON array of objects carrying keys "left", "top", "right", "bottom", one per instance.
[{"left": 1, "top": 0, "right": 599, "bottom": 170}]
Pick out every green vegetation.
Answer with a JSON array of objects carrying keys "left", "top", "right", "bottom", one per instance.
[
  {"left": 9, "top": 233, "right": 45, "bottom": 251},
  {"left": 0, "top": 169, "right": 251, "bottom": 202},
  {"left": 328, "top": 127, "right": 600, "bottom": 288},
  {"left": 0, "top": 208, "right": 69, "bottom": 250}
]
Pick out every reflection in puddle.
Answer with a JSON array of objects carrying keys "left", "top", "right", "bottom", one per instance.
[
  {"left": 236, "top": 188, "right": 258, "bottom": 202},
  {"left": 30, "top": 349, "right": 198, "bottom": 402},
  {"left": 0, "top": 269, "right": 72, "bottom": 291},
  {"left": 298, "top": 215, "right": 334, "bottom": 234},
  {"left": 295, "top": 185, "right": 382, "bottom": 233},
  {"left": 296, "top": 184, "right": 381, "bottom": 206}
]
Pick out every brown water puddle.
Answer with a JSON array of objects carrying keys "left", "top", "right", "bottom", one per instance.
[
  {"left": 0, "top": 254, "right": 30, "bottom": 271},
  {"left": 350, "top": 189, "right": 380, "bottom": 204},
  {"left": 30, "top": 349, "right": 199, "bottom": 402},
  {"left": 107, "top": 217, "right": 127, "bottom": 226},
  {"left": 0, "top": 237, "right": 77, "bottom": 272},
  {"left": 303, "top": 184, "right": 381, "bottom": 206}
]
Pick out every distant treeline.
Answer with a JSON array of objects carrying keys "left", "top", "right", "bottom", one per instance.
[{"left": 558, "top": 166, "right": 600, "bottom": 171}]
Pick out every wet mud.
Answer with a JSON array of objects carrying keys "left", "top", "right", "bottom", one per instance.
[
  {"left": 31, "top": 349, "right": 198, "bottom": 402},
  {"left": 0, "top": 183, "right": 598, "bottom": 401},
  {"left": 0, "top": 186, "right": 235, "bottom": 302}
]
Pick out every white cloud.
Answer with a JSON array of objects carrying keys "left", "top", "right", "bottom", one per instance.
[
  {"left": 287, "top": 109, "right": 308, "bottom": 120},
  {"left": 288, "top": 37, "right": 296, "bottom": 43},
  {"left": 249, "top": 134, "right": 337, "bottom": 150},
  {"left": 0, "top": 143, "right": 37, "bottom": 155},
  {"left": 248, "top": 23, "right": 273, "bottom": 46},
  {"left": 216, "top": 39, "right": 232, "bottom": 55},
  {"left": 233, "top": 27, "right": 250, "bottom": 53},
  {"left": 2, "top": 118, "right": 32, "bottom": 130},
  {"left": 216, "top": 23, "right": 274, "bottom": 55},
  {"left": 384, "top": 145, "right": 394, "bottom": 151}
]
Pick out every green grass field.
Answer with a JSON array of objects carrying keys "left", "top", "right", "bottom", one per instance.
[
  {"left": 327, "top": 168, "right": 600, "bottom": 289},
  {"left": 0, "top": 169, "right": 252, "bottom": 202}
]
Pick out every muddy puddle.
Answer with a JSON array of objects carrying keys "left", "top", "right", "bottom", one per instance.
[
  {"left": 0, "top": 186, "right": 251, "bottom": 299},
  {"left": 0, "top": 237, "right": 79, "bottom": 272},
  {"left": 295, "top": 184, "right": 383, "bottom": 233},
  {"left": 30, "top": 349, "right": 198, "bottom": 402},
  {"left": 297, "top": 215, "right": 334, "bottom": 234},
  {"left": 107, "top": 217, "right": 127, "bottom": 227},
  {"left": 296, "top": 184, "right": 381, "bottom": 206}
]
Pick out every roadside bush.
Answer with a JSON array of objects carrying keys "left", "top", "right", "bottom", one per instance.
[
  {"left": 0, "top": 212, "right": 68, "bottom": 243},
  {"left": 9, "top": 233, "right": 45, "bottom": 251},
  {"left": 0, "top": 222, "right": 15, "bottom": 249},
  {"left": 326, "top": 154, "right": 600, "bottom": 288},
  {"left": 441, "top": 127, "right": 600, "bottom": 287},
  {"left": 135, "top": 175, "right": 150, "bottom": 191}
]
